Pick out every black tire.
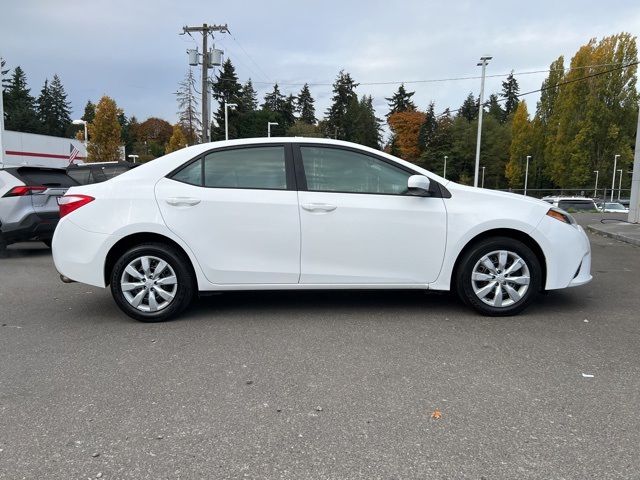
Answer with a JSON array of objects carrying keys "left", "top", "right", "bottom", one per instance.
[
  {"left": 455, "top": 236, "right": 542, "bottom": 316},
  {"left": 0, "top": 233, "right": 7, "bottom": 258},
  {"left": 42, "top": 239, "right": 52, "bottom": 248},
  {"left": 110, "top": 242, "right": 195, "bottom": 322}
]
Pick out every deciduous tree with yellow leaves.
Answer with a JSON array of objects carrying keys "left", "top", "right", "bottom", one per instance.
[{"left": 87, "top": 96, "right": 121, "bottom": 162}]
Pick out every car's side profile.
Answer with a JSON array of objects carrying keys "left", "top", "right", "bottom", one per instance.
[{"left": 52, "top": 138, "right": 592, "bottom": 321}]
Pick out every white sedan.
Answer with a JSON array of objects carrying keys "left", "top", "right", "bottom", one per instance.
[{"left": 52, "top": 138, "right": 592, "bottom": 321}]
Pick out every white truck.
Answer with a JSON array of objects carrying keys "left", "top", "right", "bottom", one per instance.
[{"left": 0, "top": 130, "right": 87, "bottom": 168}]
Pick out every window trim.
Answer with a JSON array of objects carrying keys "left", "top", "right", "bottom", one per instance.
[
  {"left": 292, "top": 143, "right": 448, "bottom": 198},
  {"left": 167, "top": 143, "right": 296, "bottom": 191}
]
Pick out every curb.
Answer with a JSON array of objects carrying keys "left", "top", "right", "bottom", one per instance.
[{"left": 587, "top": 224, "right": 640, "bottom": 247}]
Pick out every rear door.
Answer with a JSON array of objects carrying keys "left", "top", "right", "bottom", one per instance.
[{"left": 155, "top": 144, "right": 301, "bottom": 285}]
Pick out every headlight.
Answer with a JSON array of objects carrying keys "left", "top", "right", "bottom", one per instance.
[{"left": 546, "top": 208, "right": 576, "bottom": 225}]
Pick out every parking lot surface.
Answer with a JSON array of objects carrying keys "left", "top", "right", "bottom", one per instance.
[{"left": 0, "top": 213, "right": 638, "bottom": 479}]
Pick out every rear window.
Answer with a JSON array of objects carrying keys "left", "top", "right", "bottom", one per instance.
[
  {"left": 16, "top": 168, "right": 77, "bottom": 188},
  {"left": 558, "top": 200, "right": 595, "bottom": 211}
]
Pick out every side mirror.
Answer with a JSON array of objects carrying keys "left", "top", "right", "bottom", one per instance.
[{"left": 407, "top": 175, "right": 431, "bottom": 196}]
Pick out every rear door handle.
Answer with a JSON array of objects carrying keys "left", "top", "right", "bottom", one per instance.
[
  {"left": 166, "top": 197, "right": 201, "bottom": 207},
  {"left": 301, "top": 203, "right": 337, "bottom": 213}
]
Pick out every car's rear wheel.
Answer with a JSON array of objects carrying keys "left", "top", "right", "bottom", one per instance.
[
  {"left": 456, "top": 237, "right": 541, "bottom": 316},
  {"left": 110, "top": 243, "right": 195, "bottom": 322}
]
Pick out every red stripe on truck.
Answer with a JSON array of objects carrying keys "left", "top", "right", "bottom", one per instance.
[{"left": 5, "top": 150, "right": 86, "bottom": 160}]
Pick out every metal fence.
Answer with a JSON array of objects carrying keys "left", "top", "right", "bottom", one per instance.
[{"left": 495, "top": 188, "right": 632, "bottom": 201}]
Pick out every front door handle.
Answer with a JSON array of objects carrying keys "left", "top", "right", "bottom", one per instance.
[
  {"left": 301, "top": 203, "right": 337, "bottom": 213},
  {"left": 166, "top": 197, "right": 201, "bottom": 207}
]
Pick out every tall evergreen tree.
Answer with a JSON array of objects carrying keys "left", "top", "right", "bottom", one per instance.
[
  {"left": 240, "top": 79, "right": 258, "bottom": 112},
  {"left": 352, "top": 95, "right": 382, "bottom": 149},
  {"left": 37, "top": 79, "right": 55, "bottom": 134},
  {"left": 46, "top": 75, "right": 71, "bottom": 136},
  {"left": 458, "top": 93, "right": 477, "bottom": 122},
  {"left": 418, "top": 101, "right": 437, "bottom": 152},
  {"left": 281, "top": 94, "right": 297, "bottom": 129},
  {"left": 325, "top": 70, "right": 359, "bottom": 139},
  {"left": 262, "top": 83, "right": 286, "bottom": 112},
  {"left": 486, "top": 93, "right": 504, "bottom": 122},
  {"left": 211, "top": 58, "right": 243, "bottom": 141},
  {"left": 296, "top": 83, "right": 316, "bottom": 124},
  {"left": 3, "top": 66, "right": 40, "bottom": 133},
  {"left": 501, "top": 71, "right": 520, "bottom": 119},
  {"left": 176, "top": 68, "right": 201, "bottom": 145},
  {"left": 82, "top": 100, "right": 96, "bottom": 123},
  {"left": 1, "top": 58, "right": 10, "bottom": 89},
  {"left": 385, "top": 83, "right": 416, "bottom": 117}
]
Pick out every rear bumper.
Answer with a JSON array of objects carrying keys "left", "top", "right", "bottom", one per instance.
[
  {"left": 52, "top": 217, "right": 110, "bottom": 287},
  {"left": 0, "top": 212, "right": 59, "bottom": 243}
]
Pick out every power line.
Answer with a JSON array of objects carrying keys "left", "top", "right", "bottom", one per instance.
[
  {"left": 210, "top": 61, "right": 633, "bottom": 88},
  {"left": 228, "top": 32, "right": 272, "bottom": 83},
  {"left": 435, "top": 60, "right": 639, "bottom": 118}
]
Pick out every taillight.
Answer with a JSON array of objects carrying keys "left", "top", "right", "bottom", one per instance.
[
  {"left": 58, "top": 194, "right": 94, "bottom": 218},
  {"left": 2, "top": 185, "right": 47, "bottom": 197}
]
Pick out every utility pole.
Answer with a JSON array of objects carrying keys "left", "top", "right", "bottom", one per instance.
[
  {"left": 481, "top": 166, "right": 486, "bottom": 188},
  {"left": 593, "top": 170, "right": 599, "bottom": 198},
  {"left": 443, "top": 155, "right": 448, "bottom": 179},
  {"left": 629, "top": 100, "right": 640, "bottom": 223},
  {"left": 182, "top": 23, "right": 229, "bottom": 144},
  {"left": 611, "top": 154, "right": 620, "bottom": 202},
  {"left": 474, "top": 56, "right": 492, "bottom": 187}
]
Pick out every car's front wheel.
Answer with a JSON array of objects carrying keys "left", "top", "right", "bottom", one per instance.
[
  {"left": 110, "top": 243, "right": 195, "bottom": 322},
  {"left": 456, "top": 237, "right": 542, "bottom": 316}
]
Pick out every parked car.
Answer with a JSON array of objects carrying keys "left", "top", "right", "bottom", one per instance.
[
  {"left": 53, "top": 138, "right": 592, "bottom": 321},
  {"left": 541, "top": 196, "right": 598, "bottom": 212},
  {"left": 0, "top": 166, "right": 78, "bottom": 253},
  {"left": 66, "top": 161, "right": 139, "bottom": 185},
  {"left": 596, "top": 201, "right": 629, "bottom": 213}
]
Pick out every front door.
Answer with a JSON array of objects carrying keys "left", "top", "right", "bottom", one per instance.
[{"left": 295, "top": 145, "right": 447, "bottom": 284}]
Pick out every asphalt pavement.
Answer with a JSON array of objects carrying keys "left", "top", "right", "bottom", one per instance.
[{"left": 0, "top": 213, "right": 638, "bottom": 479}]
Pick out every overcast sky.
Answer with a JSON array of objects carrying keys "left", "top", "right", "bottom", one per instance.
[{"left": 2, "top": 0, "right": 639, "bottom": 139}]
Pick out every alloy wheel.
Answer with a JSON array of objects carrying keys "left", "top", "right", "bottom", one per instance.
[
  {"left": 120, "top": 255, "right": 178, "bottom": 312},
  {"left": 471, "top": 250, "right": 530, "bottom": 308}
]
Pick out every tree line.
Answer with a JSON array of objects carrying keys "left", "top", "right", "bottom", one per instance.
[{"left": 2, "top": 32, "right": 637, "bottom": 192}]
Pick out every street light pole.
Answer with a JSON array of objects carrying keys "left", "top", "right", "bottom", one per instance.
[
  {"left": 611, "top": 154, "right": 620, "bottom": 202},
  {"left": 481, "top": 166, "right": 486, "bottom": 188},
  {"left": 593, "top": 170, "right": 599, "bottom": 198},
  {"left": 72, "top": 119, "right": 88, "bottom": 152},
  {"left": 224, "top": 102, "right": 237, "bottom": 141},
  {"left": 267, "top": 122, "right": 278, "bottom": 138},
  {"left": 443, "top": 155, "right": 448, "bottom": 179},
  {"left": 629, "top": 99, "right": 640, "bottom": 223},
  {"left": 524, "top": 155, "right": 531, "bottom": 196},
  {"left": 473, "top": 55, "right": 492, "bottom": 187},
  {"left": 617, "top": 169, "right": 623, "bottom": 201}
]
